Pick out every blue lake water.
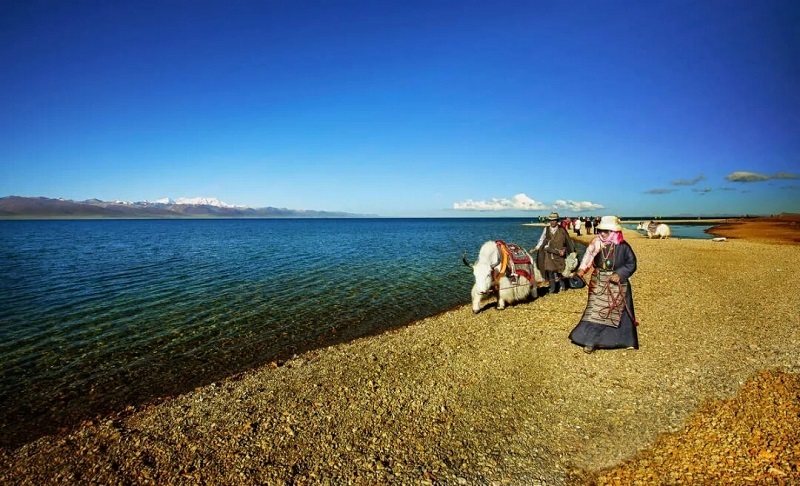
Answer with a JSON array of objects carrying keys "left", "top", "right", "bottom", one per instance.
[
  {"left": 622, "top": 223, "right": 717, "bottom": 239},
  {"left": 0, "top": 218, "right": 715, "bottom": 448}
]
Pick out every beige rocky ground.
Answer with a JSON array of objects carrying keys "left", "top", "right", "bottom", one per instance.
[{"left": 1, "top": 222, "right": 799, "bottom": 485}]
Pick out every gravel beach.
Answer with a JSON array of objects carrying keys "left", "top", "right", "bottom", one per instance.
[{"left": 2, "top": 220, "right": 799, "bottom": 485}]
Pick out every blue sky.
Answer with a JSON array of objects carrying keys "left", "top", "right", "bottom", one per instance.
[{"left": 1, "top": 0, "right": 798, "bottom": 217}]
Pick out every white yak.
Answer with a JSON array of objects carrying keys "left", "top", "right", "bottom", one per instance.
[
  {"left": 637, "top": 220, "right": 671, "bottom": 239},
  {"left": 463, "top": 240, "right": 539, "bottom": 313}
]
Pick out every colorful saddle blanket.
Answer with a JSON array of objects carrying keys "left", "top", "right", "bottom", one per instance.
[{"left": 496, "top": 240, "right": 534, "bottom": 282}]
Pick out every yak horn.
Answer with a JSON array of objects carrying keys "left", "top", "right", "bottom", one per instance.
[{"left": 462, "top": 250, "right": 472, "bottom": 267}]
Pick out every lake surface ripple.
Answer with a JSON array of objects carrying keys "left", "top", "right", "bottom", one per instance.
[
  {"left": 1, "top": 218, "right": 552, "bottom": 448},
  {"left": 0, "top": 218, "right": 712, "bottom": 448}
]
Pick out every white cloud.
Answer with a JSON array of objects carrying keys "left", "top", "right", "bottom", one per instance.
[
  {"left": 452, "top": 198, "right": 507, "bottom": 211},
  {"left": 453, "top": 193, "right": 603, "bottom": 212},
  {"left": 510, "top": 193, "right": 548, "bottom": 210},
  {"left": 453, "top": 193, "right": 547, "bottom": 211},
  {"left": 552, "top": 200, "right": 605, "bottom": 212}
]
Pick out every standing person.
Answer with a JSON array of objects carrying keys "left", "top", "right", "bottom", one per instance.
[
  {"left": 585, "top": 217, "right": 593, "bottom": 235},
  {"left": 570, "top": 216, "right": 639, "bottom": 353},
  {"left": 532, "top": 212, "right": 576, "bottom": 294},
  {"left": 574, "top": 217, "right": 582, "bottom": 236}
]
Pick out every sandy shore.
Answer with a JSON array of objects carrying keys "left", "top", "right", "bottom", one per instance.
[
  {"left": 705, "top": 214, "right": 800, "bottom": 245},
  {"left": 2, "top": 218, "right": 799, "bottom": 484}
]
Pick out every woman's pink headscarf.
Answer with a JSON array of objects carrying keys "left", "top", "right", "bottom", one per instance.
[
  {"left": 578, "top": 230, "right": 625, "bottom": 271},
  {"left": 599, "top": 230, "right": 625, "bottom": 245}
]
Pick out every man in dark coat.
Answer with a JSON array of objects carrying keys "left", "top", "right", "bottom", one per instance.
[{"left": 532, "top": 212, "right": 576, "bottom": 294}]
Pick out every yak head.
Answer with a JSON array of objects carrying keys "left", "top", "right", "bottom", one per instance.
[
  {"left": 463, "top": 242, "right": 501, "bottom": 294},
  {"left": 472, "top": 260, "right": 496, "bottom": 294}
]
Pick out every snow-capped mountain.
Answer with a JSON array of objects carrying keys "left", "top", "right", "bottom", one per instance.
[
  {"left": 0, "top": 196, "right": 375, "bottom": 219},
  {"left": 152, "top": 197, "right": 245, "bottom": 208}
]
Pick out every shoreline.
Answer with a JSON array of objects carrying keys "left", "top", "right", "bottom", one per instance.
[
  {"left": 2, "top": 218, "right": 799, "bottom": 484},
  {"left": 524, "top": 218, "right": 733, "bottom": 227},
  {"left": 705, "top": 214, "right": 800, "bottom": 245}
]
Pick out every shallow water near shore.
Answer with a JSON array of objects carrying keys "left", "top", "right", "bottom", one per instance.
[
  {"left": 0, "top": 218, "right": 720, "bottom": 448},
  {"left": 622, "top": 223, "right": 716, "bottom": 239},
  {"left": 0, "top": 218, "right": 558, "bottom": 448}
]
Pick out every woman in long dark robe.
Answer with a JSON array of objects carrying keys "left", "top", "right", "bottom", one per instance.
[{"left": 569, "top": 215, "right": 639, "bottom": 353}]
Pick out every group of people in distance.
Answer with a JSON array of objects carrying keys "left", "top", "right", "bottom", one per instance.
[
  {"left": 571, "top": 215, "right": 601, "bottom": 236},
  {"left": 536, "top": 214, "right": 602, "bottom": 236},
  {"left": 531, "top": 212, "right": 639, "bottom": 354}
]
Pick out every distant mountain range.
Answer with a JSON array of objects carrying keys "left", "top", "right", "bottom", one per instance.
[{"left": 0, "top": 196, "right": 375, "bottom": 219}]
